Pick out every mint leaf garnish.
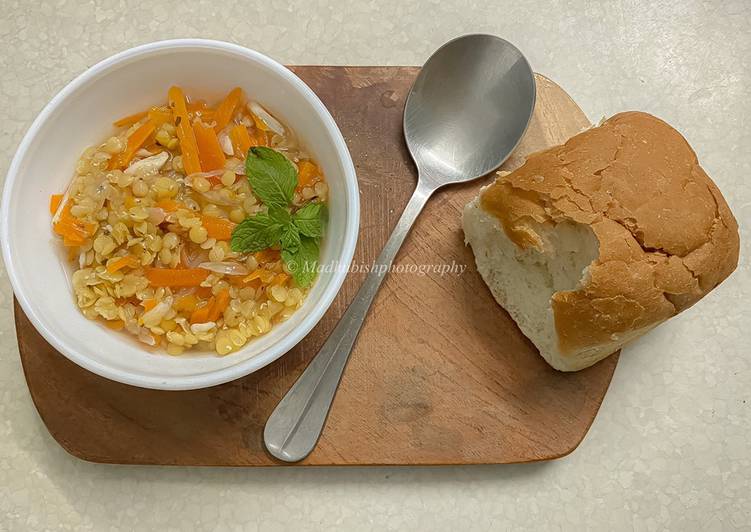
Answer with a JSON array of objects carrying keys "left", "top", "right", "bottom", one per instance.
[
  {"left": 230, "top": 211, "right": 286, "bottom": 253},
  {"left": 281, "top": 236, "right": 319, "bottom": 288},
  {"left": 267, "top": 205, "right": 291, "bottom": 226},
  {"left": 293, "top": 202, "right": 326, "bottom": 238},
  {"left": 232, "top": 146, "right": 324, "bottom": 288},
  {"left": 245, "top": 147, "right": 297, "bottom": 208},
  {"left": 280, "top": 225, "right": 301, "bottom": 253}
]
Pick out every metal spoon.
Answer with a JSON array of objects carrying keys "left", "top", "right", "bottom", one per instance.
[{"left": 264, "top": 34, "right": 536, "bottom": 462}]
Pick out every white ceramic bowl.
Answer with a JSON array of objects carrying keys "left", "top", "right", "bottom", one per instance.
[{"left": 1, "top": 39, "right": 359, "bottom": 390}]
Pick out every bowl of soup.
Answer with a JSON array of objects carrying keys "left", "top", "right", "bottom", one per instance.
[{"left": 1, "top": 39, "right": 359, "bottom": 390}]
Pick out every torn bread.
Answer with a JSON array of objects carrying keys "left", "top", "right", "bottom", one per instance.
[{"left": 462, "top": 111, "right": 739, "bottom": 371}]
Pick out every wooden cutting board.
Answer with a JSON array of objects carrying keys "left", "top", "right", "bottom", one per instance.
[{"left": 14, "top": 66, "right": 618, "bottom": 466}]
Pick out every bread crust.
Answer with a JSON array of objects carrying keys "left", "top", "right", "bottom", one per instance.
[{"left": 480, "top": 112, "right": 739, "bottom": 357}]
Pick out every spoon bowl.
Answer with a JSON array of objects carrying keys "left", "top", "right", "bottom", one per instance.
[{"left": 404, "top": 34, "right": 536, "bottom": 186}]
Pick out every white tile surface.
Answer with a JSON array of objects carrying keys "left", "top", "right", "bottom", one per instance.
[{"left": 1, "top": 0, "right": 749, "bottom": 530}]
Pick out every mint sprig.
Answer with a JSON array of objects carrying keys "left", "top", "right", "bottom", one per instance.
[
  {"left": 245, "top": 147, "right": 297, "bottom": 208},
  {"left": 230, "top": 207, "right": 288, "bottom": 253},
  {"left": 231, "top": 147, "right": 325, "bottom": 288},
  {"left": 293, "top": 202, "right": 327, "bottom": 238},
  {"left": 281, "top": 236, "right": 319, "bottom": 289}
]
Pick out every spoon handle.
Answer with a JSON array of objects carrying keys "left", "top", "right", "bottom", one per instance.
[{"left": 264, "top": 180, "right": 434, "bottom": 462}]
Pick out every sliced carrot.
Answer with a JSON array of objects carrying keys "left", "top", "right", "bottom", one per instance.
[
  {"left": 252, "top": 127, "right": 267, "bottom": 147},
  {"left": 107, "top": 255, "right": 139, "bottom": 273},
  {"left": 213, "top": 88, "right": 243, "bottom": 132},
  {"left": 208, "top": 288, "right": 230, "bottom": 321},
  {"left": 189, "top": 287, "right": 231, "bottom": 324},
  {"left": 174, "top": 293, "right": 199, "bottom": 313},
  {"left": 188, "top": 101, "right": 213, "bottom": 121},
  {"left": 113, "top": 110, "right": 147, "bottom": 128},
  {"left": 108, "top": 120, "right": 156, "bottom": 170},
  {"left": 195, "top": 286, "right": 213, "bottom": 298},
  {"left": 206, "top": 174, "right": 224, "bottom": 186},
  {"left": 144, "top": 267, "right": 209, "bottom": 287},
  {"left": 142, "top": 298, "right": 157, "bottom": 312},
  {"left": 272, "top": 273, "right": 289, "bottom": 286},
  {"left": 168, "top": 86, "right": 202, "bottom": 175},
  {"left": 193, "top": 121, "right": 226, "bottom": 171},
  {"left": 53, "top": 201, "right": 97, "bottom": 246},
  {"left": 200, "top": 214, "right": 236, "bottom": 241},
  {"left": 244, "top": 269, "right": 264, "bottom": 282},
  {"left": 242, "top": 268, "right": 276, "bottom": 284},
  {"left": 190, "top": 297, "right": 214, "bottom": 324},
  {"left": 187, "top": 100, "right": 209, "bottom": 114},
  {"left": 254, "top": 249, "right": 280, "bottom": 264},
  {"left": 141, "top": 142, "right": 160, "bottom": 154},
  {"left": 147, "top": 106, "right": 172, "bottom": 128},
  {"left": 168, "top": 86, "right": 190, "bottom": 119},
  {"left": 228, "top": 275, "right": 261, "bottom": 288},
  {"left": 62, "top": 234, "right": 86, "bottom": 247},
  {"left": 49, "top": 194, "right": 64, "bottom": 215},
  {"left": 296, "top": 160, "right": 320, "bottom": 190},
  {"left": 229, "top": 124, "right": 252, "bottom": 156},
  {"left": 156, "top": 198, "right": 186, "bottom": 212}
]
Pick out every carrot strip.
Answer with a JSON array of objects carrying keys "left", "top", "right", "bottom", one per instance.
[
  {"left": 174, "top": 294, "right": 199, "bottom": 313},
  {"left": 242, "top": 268, "right": 276, "bottom": 284},
  {"left": 168, "top": 86, "right": 190, "bottom": 118},
  {"left": 195, "top": 286, "right": 213, "bottom": 298},
  {"left": 142, "top": 299, "right": 157, "bottom": 312},
  {"left": 254, "top": 249, "right": 280, "bottom": 264},
  {"left": 190, "top": 297, "right": 214, "bottom": 324},
  {"left": 207, "top": 288, "right": 230, "bottom": 321},
  {"left": 187, "top": 100, "right": 209, "bottom": 114},
  {"left": 168, "top": 86, "right": 202, "bottom": 175},
  {"left": 189, "top": 287, "right": 231, "bottom": 324},
  {"left": 108, "top": 120, "right": 156, "bottom": 170},
  {"left": 113, "top": 110, "right": 147, "bottom": 128},
  {"left": 228, "top": 275, "right": 261, "bottom": 288},
  {"left": 53, "top": 201, "right": 97, "bottom": 246},
  {"left": 49, "top": 194, "right": 64, "bottom": 215},
  {"left": 193, "top": 121, "right": 226, "bottom": 171},
  {"left": 188, "top": 102, "right": 215, "bottom": 121},
  {"left": 244, "top": 269, "right": 264, "bottom": 282},
  {"left": 252, "top": 128, "right": 267, "bottom": 147},
  {"left": 206, "top": 174, "right": 224, "bottom": 186},
  {"left": 107, "top": 255, "right": 139, "bottom": 273},
  {"left": 213, "top": 88, "right": 243, "bottom": 132},
  {"left": 155, "top": 198, "right": 186, "bottom": 212},
  {"left": 144, "top": 267, "right": 209, "bottom": 287},
  {"left": 147, "top": 107, "right": 172, "bottom": 128},
  {"left": 272, "top": 273, "right": 289, "bottom": 286},
  {"left": 62, "top": 234, "right": 85, "bottom": 247},
  {"left": 229, "top": 125, "right": 252, "bottom": 156},
  {"left": 296, "top": 160, "right": 319, "bottom": 190},
  {"left": 200, "top": 214, "right": 236, "bottom": 241}
]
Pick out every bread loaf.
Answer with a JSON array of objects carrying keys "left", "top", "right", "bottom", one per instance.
[{"left": 462, "top": 112, "right": 739, "bottom": 371}]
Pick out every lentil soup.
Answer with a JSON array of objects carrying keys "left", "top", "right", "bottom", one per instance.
[{"left": 50, "top": 86, "right": 328, "bottom": 356}]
